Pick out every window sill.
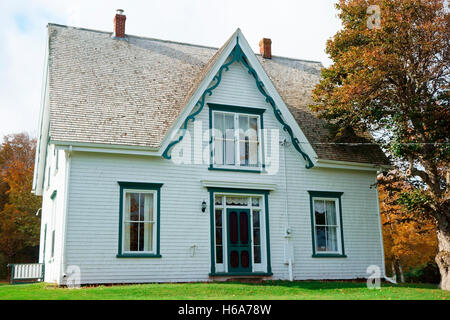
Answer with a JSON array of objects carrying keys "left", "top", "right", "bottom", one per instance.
[
  {"left": 209, "top": 272, "right": 273, "bottom": 277},
  {"left": 116, "top": 254, "right": 162, "bottom": 258},
  {"left": 208, "top": 167, "right": 264, "bottom": 173},
  {"left": 312, "top": 254, "right": 347, "bottom": 258}
]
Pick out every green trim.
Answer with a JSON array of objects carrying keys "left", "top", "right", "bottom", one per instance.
[
  {"left": 208, "top": 167, "right": 264, "bottom": 173},
  {"left": 162, "top": 41, "right": 314, "bottom": 169},
  {"left": 264, "top": 193, "right": 272, "bottom": 274},
  {"left": 208, "top": 103, "right": 266, "bottom": 115},
  {"left": 209, "top": 190, "right": 215, "bottom": 274},
  {"left": 308, "top": 191, "right": 343, "bottom": 198},
  {"left": 209, "top": 272, "right": 273, "bottom": 277},
  {"left": 208, "top": 103, "right": 266, "bottom": 172},
  {"left": 312, "top": 254, "right": 347, "bottom": 258},
  {"left": 308, "top": 191, "right": 346, "bottom": 258},
  {"left": 207, "top": 187, "right": 270, "bottom": 195},
  {"left": 50, "top": 190, "right": 57, "bottom": 200},
  {"left": 207, "top": 187, "right": 272, "bottom": 275},
  {"left": 117, "top": 181, "right": 163, "bottom": 258},
  {"left": 226, "top": 208, "right": 252, "bottom": 273},
  {"left": 116, "top": 254, "right": 162, "bottom": 258}
]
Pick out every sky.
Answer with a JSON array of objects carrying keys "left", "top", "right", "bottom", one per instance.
[{"left": 0, "top": 0, "right": 341, "bottom": 138}]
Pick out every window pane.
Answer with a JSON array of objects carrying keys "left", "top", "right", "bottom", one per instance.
[
  {"left": 325, "top": 200, "right": 337, "bottom": 225},
  {"left": 252, "top": 197, "right": 260, "bottom": 207},
  {"left": 144, "top": 222, "right": 154, "bottom": 251},
  {"left": 224, "top": 114, "right": 235, "bottom": 165},
  {"left": 215, "top": 209, "right": 223, "bottom": 226},
  {"left": 252, "top": 210, "right": 260, "bottom": 227},
  {"left": 216, "top": 227, "right": 222, "bottom": 245},
  {"left": 216, "top": 245, "right": 223, "bottom": 264},
  {"left": 229, "top": 211, "right": 238, "bottom": 244},
  {"left": 215, "top": 209, "right": 223, "bottom": 264},
  {"left": 225, "top": 135, "right": 235, "bottom": 165},
  {"left": 254, "top": 245, "right": 261, "bottom": 264},
  {"left": 316, "top": 226, "right": 326, "bottom": 252},
  {"left": 215, "top": 196, "right": 223, "bottom": 206},
  {"left": 249, "top": 117, "right": 258, "bottom": 141},
  {"left": 239, "top": 138, "right": 249, "bottom": 166},
  {"left": 124, "top": 192, "right": 155, "bottom": 252},
  {"left": 326, "top": 226, "right": 338, "bottom": 251},
  {"left": 240, "top": 212, "right": 249, "bottom": 245},
  {"left": 127, "top": 222, "right": 139, "bottom": 251},
  {"left": 139, "top": 222, "right": 145, "bottom": 251},
  {"left": 129, "top": 193, "right": 139, "bottom": 221},
  {"left": 224, "top": 113, "right": 234, "bottom": 130},
  {"left": 226, "top": 196, "right": 248, "bottom": 206},
  {"left": 315, "top": 200, "right": 326, "bottom": 225},
  {"left": 214, "top": 112, "right": 224, "bottom": 136},
  {"left": 253, "top": 229, "right": 260, "bottom": 245},
  {"left": 248, "top": 141, "right": 258, "bottom": 166},
  {"left": 214, "top": 139, "right": 224, "bottom": 165},
  {"left": 239, "top": 115, "right": 249, "bottom": 140},
  {"left": 138, "top": 193, "right": 143, "bottom": 221}
]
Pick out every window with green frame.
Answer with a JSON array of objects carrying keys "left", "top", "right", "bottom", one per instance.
[
  {"left": 117, "top": 182, "right": 163, "bottom": 258},
  {"left": 308, "top": 191, "right": 346, "bottom": 258},
  {"left": 209, "top": 104, "right": 265, "bottom": 172}
]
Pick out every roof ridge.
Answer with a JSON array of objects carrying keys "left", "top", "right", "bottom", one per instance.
[
  {"left": 47, "top": 23, "right": 219, "bottom": 50},
  {"left": 48, "top": 23, "right": 322, "bottom": 65}
]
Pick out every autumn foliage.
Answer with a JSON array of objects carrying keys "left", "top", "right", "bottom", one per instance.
[
  {"left": 379, "top": 174, "right": 437, "bottom": 281},
  {"left": 312, "top": 0, "right": 449, "bottom": 289},
  {"left": 0, "top": 133, "right": 41, "bottom": 278}
]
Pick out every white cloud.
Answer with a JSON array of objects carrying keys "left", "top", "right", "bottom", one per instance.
[{"left": 0, "top": 0, "right": 341, "bottom": 138}]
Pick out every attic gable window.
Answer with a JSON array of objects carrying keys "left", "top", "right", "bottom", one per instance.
[{"left": 209, "top": 104, "right": 264, "bottom": 172}]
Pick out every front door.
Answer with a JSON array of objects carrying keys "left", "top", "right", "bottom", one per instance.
[{"left": 227, "top": 208, "right": 252, "bottom": 273}]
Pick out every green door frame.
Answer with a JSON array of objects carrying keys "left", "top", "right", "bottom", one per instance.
[
  {"left": 226, "top": 208, "right": 252, "bottom": 273},
  {"left": 208, "top": 187, "right": 272, "bottom": 277}
]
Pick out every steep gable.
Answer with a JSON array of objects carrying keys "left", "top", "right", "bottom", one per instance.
[{"left": 44, "top": 24, "right": 388, "bottom": 167}]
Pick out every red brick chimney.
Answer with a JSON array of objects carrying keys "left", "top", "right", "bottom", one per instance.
[
  {"left": 113, "top": 9, "right": 126, "bottom": 38},
  {"left": 259, "top": 38, "right": 272, "bottom": 59}
]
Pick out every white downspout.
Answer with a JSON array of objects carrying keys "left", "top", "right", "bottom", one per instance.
[
  {"left": 59, "top": 145, "right": 72, "bottom": 284},
  {"left": 281, "top": 137, "right": 293, "bottom": 281}
]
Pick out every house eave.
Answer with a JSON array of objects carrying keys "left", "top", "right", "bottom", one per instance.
[
  {"left": 51, "top": 140, "right": 161, "bottom": 156},
  {"left": 314, "top": 159, "right": 391, "bottom": 172}
]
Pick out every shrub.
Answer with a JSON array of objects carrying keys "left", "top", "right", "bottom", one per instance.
[{"left": 404, "top": 262, "right": 440, "bottom": 284}]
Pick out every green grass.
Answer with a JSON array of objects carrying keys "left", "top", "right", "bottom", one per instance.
[{"left": 0, "top": 281, "right": 448, "bottom": 300}]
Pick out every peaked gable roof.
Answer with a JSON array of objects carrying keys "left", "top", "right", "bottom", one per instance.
[{"left": 45, "top": 24, "right": 389, "bottom": 166}]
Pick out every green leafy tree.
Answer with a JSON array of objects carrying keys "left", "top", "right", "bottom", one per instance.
[{"left": 311, "top": 0, "right": 449, "bottom": 289}]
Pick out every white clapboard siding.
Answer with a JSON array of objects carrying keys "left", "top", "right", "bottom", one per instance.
[
  {"left": 38, "top": 146, "right": 67, "bottom": 283},
  {"left": 49, "top": 61, "right": 384, "bottom": 284}
]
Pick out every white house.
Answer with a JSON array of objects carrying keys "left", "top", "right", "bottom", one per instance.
[{"left": 32, "top": 10, "right": 390, "bottom": 285}]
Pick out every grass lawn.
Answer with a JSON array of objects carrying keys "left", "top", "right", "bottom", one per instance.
[{"left": 0, "top": 281, "right": 448, "bottom": 300}]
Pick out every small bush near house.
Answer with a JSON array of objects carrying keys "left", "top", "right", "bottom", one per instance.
[{"left": 405, "top": 262, "right": 441, "bottom": 285}]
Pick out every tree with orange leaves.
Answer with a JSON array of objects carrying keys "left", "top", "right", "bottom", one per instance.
[
  {"left": 311, "top": 0, "right": 449, "bottom": 289},
  {"left": 379, "top": 173, "right": 437, "bottom": 282},
  {"left": 0, "top": 133, "right": 41, "bottom": 270}
]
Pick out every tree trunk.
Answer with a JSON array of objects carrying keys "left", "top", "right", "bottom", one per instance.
[
  {"left": 435, "top": 217, "right": 450, "bottom": 291},
  {"left": 398, "top": 260, "right": 405, "bottom": 283}
]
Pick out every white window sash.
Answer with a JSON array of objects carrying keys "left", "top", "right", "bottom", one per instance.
[
  {"left": 212, "top": 111, "right": 262, "bottom": 170},
  {"left": 122, "top": 189, "right": 157, "bottom": 254},
  {"left": 312, "top": 197, "right": 342, "bottom": 254}
]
